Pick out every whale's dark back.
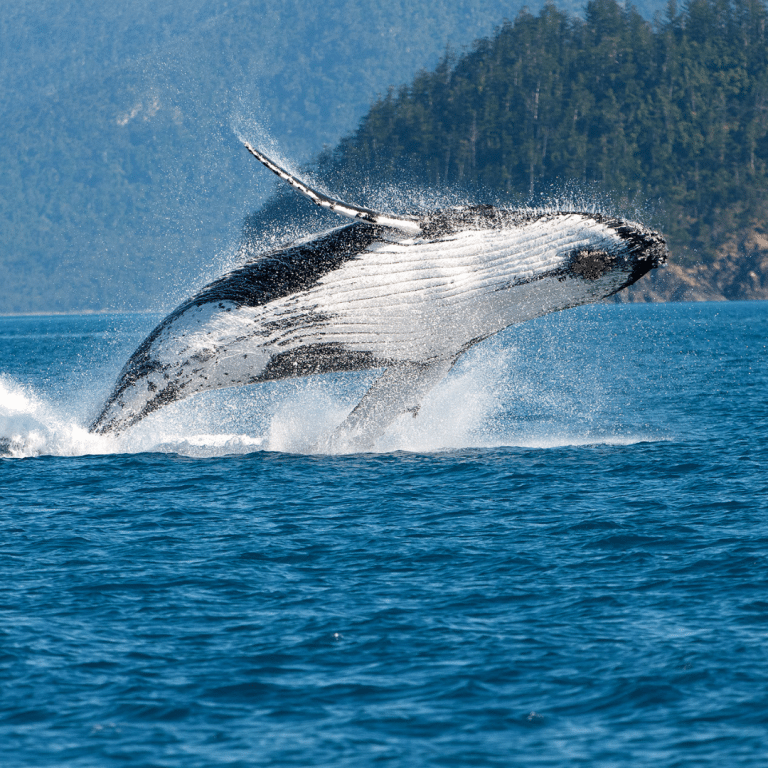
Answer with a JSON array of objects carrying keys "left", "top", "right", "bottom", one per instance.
[{"left": 178, "top": 223, "right": 381, "bottom": 316}]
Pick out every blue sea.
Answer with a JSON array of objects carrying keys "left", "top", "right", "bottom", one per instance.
[{"left": 1, "top": 301, "right": 767, "bottom": 766}]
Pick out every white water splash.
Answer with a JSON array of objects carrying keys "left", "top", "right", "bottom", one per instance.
[
  {"left": 0, "top": 376, "right": 107, "bottom": 458},
  {"left": 0, "top": 336, "right": 663, "bottom": 460}
]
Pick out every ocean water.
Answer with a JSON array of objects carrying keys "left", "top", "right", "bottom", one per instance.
[{"left": 1, "top": 301, "right": 767, "bottom": 766}]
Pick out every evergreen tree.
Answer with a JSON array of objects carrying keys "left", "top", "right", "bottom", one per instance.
[{"left": 287, "top": 0, "right": 768, "bottom": 272}]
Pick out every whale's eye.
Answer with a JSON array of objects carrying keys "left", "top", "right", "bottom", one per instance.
[{"left": 570, "top": 249, "right": 617, "bottom": 280}]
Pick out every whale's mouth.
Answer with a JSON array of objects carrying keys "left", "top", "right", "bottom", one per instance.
[
  {"left": 597, "top": 223, "right": 668, "bottom": 292},
  {"left": 564, "top": 222, "right": 667, "bottom": 291},
  {"left": 618, "top": 224, "right": 668, "bottom": 267},
  {"left": 627, "top": 229, "right": 668, "bottom": 283}
]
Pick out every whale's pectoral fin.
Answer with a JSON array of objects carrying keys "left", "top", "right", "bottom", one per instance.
[
  {"left": 244, "top": 142, "right": 421, "bottom": 235},
  {"left": 324, "top": 359, "right": 454, "bottom": 453}
]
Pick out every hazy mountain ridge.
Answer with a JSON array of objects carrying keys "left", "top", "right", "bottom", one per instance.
[{"left": 5, "top": 0, "right": 634, "bottom": 314}]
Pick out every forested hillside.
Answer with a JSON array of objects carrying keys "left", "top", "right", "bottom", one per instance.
[{"left": 247, "top": 0, "right": 768, "bottom": 301}]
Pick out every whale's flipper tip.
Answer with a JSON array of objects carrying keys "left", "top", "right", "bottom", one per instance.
[
  {"left": 322, "top": 359, "right": 454, "bottom": 453},
  {"left": 243, "top": 142, "right": 421, "bottom": 235}
]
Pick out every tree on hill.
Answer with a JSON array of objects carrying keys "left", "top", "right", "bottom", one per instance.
[{"left": 246, "top": 0, "right": 768, "bottom": 297}]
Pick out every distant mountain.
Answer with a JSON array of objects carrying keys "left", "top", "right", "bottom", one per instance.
[
  {"left": 245, "top": 0, "right": 768, "bottom": 303},
  {"left": 2, "top": 0, "right": 671, "bottom": 315}
]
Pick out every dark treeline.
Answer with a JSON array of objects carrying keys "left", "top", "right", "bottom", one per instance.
[{"left": 288, "top": 0, "right": 768, "bottom": 272}]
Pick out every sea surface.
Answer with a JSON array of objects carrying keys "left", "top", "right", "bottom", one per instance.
[{"left": 1, "top": 301, "right": 767, "bottom": 766}]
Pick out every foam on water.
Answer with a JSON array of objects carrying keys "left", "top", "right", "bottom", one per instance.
[{"left": 0, "top": 375, "right": 104, "bottom": 458}]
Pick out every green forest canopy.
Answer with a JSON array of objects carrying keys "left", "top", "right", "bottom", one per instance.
[{"left": 283, "top": 0, "right": 768, "bottom": 271}]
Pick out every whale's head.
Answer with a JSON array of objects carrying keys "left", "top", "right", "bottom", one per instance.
[
  {"left": 421, "top": 207, "right": 667, "bottom": 309},
  {"left": 564, "top": 217, "right": 668, "bottom": 293}
]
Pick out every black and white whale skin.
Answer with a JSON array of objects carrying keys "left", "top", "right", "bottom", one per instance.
[{"left": 90, "top": 144, "right": 667, "bottom": 448}]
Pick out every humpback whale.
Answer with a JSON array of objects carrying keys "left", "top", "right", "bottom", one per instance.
[{"left": 89, "top": 143, "right": 667, "bottom": 449}]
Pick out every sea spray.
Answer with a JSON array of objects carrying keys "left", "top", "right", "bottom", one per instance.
[
  {"left": 0, "top": 306, "right": 667, "bottom": 459},
  {"left": 0, "top": 375, "right": 106, "bottom": 458}
]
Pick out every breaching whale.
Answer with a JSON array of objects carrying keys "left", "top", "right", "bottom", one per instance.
[{"left": 89, "top": 143, "right": 667, "bottom": 449}]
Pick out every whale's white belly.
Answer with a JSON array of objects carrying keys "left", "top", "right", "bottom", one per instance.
[{"left": 246, "top": 215, "right": 628, "bottom": 361}]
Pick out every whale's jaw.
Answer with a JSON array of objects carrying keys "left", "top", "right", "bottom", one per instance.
[{"left": 608, "top": 220, "right": 668, "bottom": 290}]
